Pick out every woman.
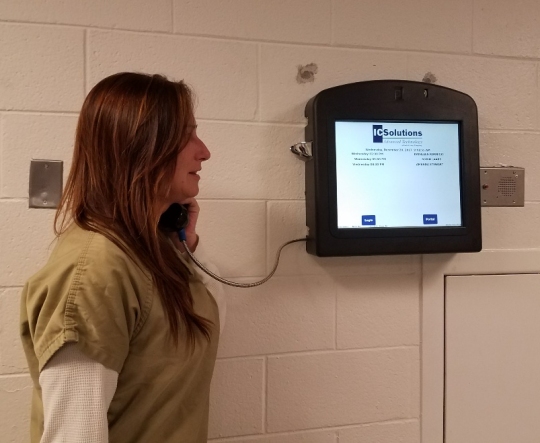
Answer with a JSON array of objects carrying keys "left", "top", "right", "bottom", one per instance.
[{"left": 20, "top": 72, "right": 225, "bottom": 443}]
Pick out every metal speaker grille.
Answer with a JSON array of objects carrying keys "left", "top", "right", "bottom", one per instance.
[{"left": 498, "top": 177, "right": 517, "bottom": 197}]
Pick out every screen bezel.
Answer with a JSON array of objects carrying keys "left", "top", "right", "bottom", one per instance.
[
  {"left": 328, "top": 118, "right": 466, "bottom": 239},
  {"left": 304, "top": 80, "right": 481, "bottom": 256}
]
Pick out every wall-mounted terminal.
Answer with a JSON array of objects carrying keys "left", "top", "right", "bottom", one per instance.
[
  {"left": 300, "top": 80, "right": 482, "bottom": 256},
  {"left": 480, "top": 167, "right": 524, "bottom": 207},
  {"left": 29, "top": 159, "right": 63, "bottom": 209}
]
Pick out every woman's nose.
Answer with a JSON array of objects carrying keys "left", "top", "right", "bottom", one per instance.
[{"left": 200, "top": 139, "right": 211, "bottom": 161}]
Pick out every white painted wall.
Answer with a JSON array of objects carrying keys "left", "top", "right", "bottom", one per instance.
[{"left": 0, "top": 1, "right": 539, "bottom": 442}]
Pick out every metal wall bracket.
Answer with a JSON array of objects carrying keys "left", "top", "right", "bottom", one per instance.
[
  {"left": 480, "top": 167, "right": 524, "bottom": 207},
  {"left": 290, "top": 142, "right": 313, "bottom": 161}
]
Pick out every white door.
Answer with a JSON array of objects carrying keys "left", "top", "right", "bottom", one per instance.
[{"left": 445, "top": 274, "right": 540, "bottom": 443}]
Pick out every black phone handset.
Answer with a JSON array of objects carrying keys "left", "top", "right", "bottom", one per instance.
[
  {"left": 158, "top": 203, "right": 189, "bottom": 238},
  {"left": 159, "top": 204, "right": 305, "bottom": 288}
]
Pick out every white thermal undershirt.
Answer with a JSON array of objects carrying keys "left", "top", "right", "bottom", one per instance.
[{"left": 39, "top": 343, "right": 118, "bottom": 443}]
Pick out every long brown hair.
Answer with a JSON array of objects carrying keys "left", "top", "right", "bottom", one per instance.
[{"left": 55, "top": 72, "right": 212, "bottom": 346}]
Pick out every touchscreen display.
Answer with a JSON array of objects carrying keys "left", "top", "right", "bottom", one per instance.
[{"left": 335, "top": 121, "right": 462, "bottom": 229}]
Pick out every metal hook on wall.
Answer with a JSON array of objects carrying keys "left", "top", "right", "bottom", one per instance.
[{"left": 290, "top": 142, "right": 313, "bottom": 161}]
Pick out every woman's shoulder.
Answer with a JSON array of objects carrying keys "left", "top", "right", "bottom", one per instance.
[
  {"left": 64, "top": 224, "right": 144, "bottom": 269},
  {"left": 21, "top": 224, "right": 153, "bottom": 374},
  {"left": 28, "top": 224, "right": 150, "bottom": 289}
]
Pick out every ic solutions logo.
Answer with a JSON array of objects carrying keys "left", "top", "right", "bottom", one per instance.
[
  {"left": 373, "top": 125, "right": 383, "bottom": 143},
  {"left": 372, "top": 125, "right": 423, "bottom": 143}
]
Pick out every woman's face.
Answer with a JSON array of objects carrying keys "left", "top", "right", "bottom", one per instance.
[{"left": 168, "top": 124, "right": 211, "bottom": 205}]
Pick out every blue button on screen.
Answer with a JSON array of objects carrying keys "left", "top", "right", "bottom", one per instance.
[
  {"left": 362, "top": 215, "right": 376, "bottom": 226},
  {"left": 423, "top": 214, "right": 438, "bottom": 225}
]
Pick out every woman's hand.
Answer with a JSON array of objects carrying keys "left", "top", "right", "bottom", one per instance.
[
  {"left": 170, "top": 198, "right": 200, "bottom": 253},
  {"left": 182, "top": 197, "right": 200, "bottom": 252}
]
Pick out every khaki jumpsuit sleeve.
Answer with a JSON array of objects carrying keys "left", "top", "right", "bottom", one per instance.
[{"left": 21, "top": 230, "right": 150, "bottom": 374}]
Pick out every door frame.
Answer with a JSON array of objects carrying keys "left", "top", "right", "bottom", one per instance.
[{"left": 421, "top": 249, "right": 540, "bottom": 443}]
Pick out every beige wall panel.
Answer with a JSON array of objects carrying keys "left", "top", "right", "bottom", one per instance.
[
  {"left": 174, "top": 0, "right": 331, "bottom": 44},
  {"left": 209, "top": 358, "right": 264, "bottom": 438},
  {"left": 339, "top": 420, "right": 420, "bottom": 443},
  {"left": 0, "top": 201, "right": 56, "bottom": 287},
  {"left": 197, "top": 200, "right": 266, "bottom": 278},
  {"left": 0, "top": 375, "right": 33, "bottom": 443},
  {"left": 88, "top": 31, "right": 258, "bottom": 121},
  {"left": 336, "top": 274, "right": 419, "bottom": 349},
  {"left": 0, "top": 0, "right": 172, "bottom": 31},
  {"left": 408, "top": 55, "right": 537, "bottom": 130},
  {"left": 197, "top": 122, "right": 304, "bottom": 200},
  {"left": 260, "top": 45, "right": 407, "bottom": 123},
  {"left": 1, "top": 113, "right": 77, "bottom": 198},
  {"left": 267, "top": 348, "right": 419, "bottom": 431},
  {"left": 210, "top": 429, "right": 336, "bottom": 443},
  {"left": 482, "top": 204, "right": 540, "bottom": 250},
  {"left": 217, "top": 275, "right": 335, "bottom": 358},
  {"left": 0, "top": 24, "right": 83, "bottom": 112},
  {"left": 334, "top": 0, "right": 472, "bottom": 53},
  {"left": 0, "top": 289, "right": 28, "bottom": 375},
  {"left": 474, "top": 0, "right": 540, "bottom": 58}
]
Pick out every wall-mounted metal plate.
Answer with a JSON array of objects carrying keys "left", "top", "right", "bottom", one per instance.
[
  {"left": 480, "top": 167, "right": 524, "bottom": 207},
  {"left": 29, "top": 159, "right": 63, "bottom": 209}
]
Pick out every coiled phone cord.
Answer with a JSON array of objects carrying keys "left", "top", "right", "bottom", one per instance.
[{"left": 180, "top": 233, "right": 307, "bottom": 288}]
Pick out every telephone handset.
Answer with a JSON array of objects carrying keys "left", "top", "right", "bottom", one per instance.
[
  {"left": 158, "top": 203, "right": 189, "bottom": 236},
  {"left": 159, "top": 204, "right": 305, "bottom": 288}
]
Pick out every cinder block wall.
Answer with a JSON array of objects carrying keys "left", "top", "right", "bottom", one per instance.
[{"left": 1, "top": 1, "right": 539, "bottom": 442}]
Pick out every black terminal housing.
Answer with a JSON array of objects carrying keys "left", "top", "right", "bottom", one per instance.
[{"left": 304, "top": 80, "right": 481, "bottom": 256}]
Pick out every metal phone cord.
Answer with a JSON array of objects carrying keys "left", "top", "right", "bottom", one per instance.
[{"left": 182, "top": 238, "right": 307, "bottom": 288}]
